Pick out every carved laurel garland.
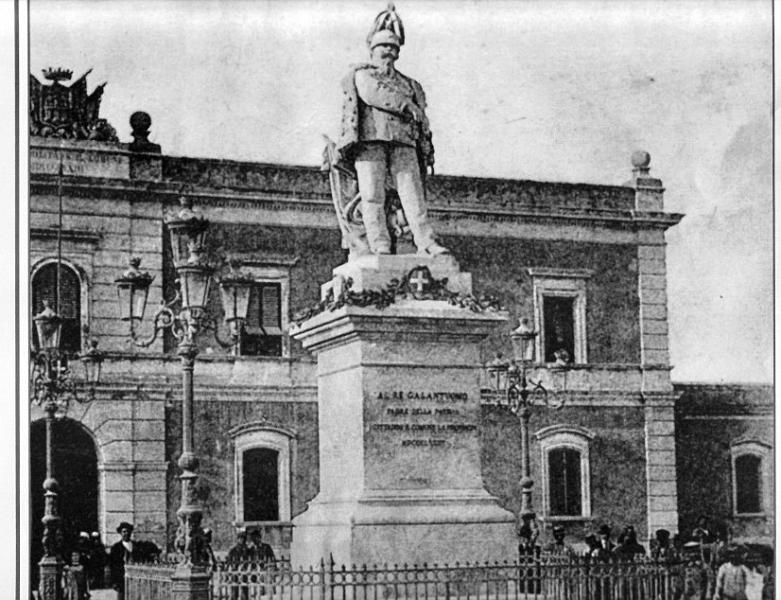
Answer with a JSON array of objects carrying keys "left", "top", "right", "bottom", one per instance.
[{"left": 293, "top": 271, "right": 502, "bottom": 325}]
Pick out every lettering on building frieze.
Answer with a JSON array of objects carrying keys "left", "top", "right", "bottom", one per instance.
[{"left": 30, "top": 146, "right": 129, "bottom": 178}]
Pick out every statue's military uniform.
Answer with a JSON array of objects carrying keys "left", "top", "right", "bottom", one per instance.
[
  {"left": 355, "top": 68, "right": 419, "bottom": 148},
  {"left": 336, "top": 25, "right": 444, "bottom": 256}
]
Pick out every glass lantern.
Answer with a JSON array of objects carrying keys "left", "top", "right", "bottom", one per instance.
[
  {"left": 166, "top": 196, "right": 209, "bottom": 267},
  {"left": 219, "top": 269, "right": 254, "bottom": 339},
  {"left": 33, "top": 300, "right": 63, "bottom": 352},
  {"left": 510, "top": 318, "right": 537, "bottom": 364},
  {"left": 177, "top": 262, "right": 213, "bottom": 320},
  {"left": 79, "top": 339, "right": 103, "bottom": 385},
  {"left": 114, "top": 258, "right": 154, "bottom": 322}
]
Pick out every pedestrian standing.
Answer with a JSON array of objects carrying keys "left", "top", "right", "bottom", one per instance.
[
  {"left": 248, "top": 529, "right": 276, "bottom": 568},
  {"left": 713, "top": 547, "right": 748, "bottom": 600},
  {"left": 108, "top": 522, "right": 160, "bottom": 600},
  {"left": 88, "top": 531, "right": 106, "bottom": 589},
  {"left": 615, "top": 525, "right": 646, "bottom": 560},
  {"left": 593, "top": 525, "right": 614, "bottom": 561}
]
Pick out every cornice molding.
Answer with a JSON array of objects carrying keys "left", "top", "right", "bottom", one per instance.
[
  {"left": 30, "top": 226, "right": 102, "bottom": 245},
  {"left": 31, "top": 177, "right": 683, "bottom": 232}
]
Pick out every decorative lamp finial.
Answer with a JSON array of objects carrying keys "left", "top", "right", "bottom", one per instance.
[{"left": 631, "top": 150, "right": 651, "bottom": 175}]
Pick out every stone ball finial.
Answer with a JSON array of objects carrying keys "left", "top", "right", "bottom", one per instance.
[
  {"left": 130, "top": 111, "right": 152, "bottom": 134},
  {"left": 631, "top": 150, "right": 651, "bottom": 169}
]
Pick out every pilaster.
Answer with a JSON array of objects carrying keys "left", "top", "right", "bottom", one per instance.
[{"left": 643, "top": 392, "right": 680, "bottom": 538}]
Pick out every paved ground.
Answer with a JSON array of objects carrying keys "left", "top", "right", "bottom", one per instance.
[{"left": 88, "top": 589, "right": 116, "bottom": 600}]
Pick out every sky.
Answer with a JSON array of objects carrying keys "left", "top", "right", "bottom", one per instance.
[{"left": 28, "top": 0, "right": 773, "bottom": 383}]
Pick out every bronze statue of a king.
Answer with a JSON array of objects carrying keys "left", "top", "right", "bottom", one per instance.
[{"left": 326, "top": 3, "right": 450, "bottom": 259}]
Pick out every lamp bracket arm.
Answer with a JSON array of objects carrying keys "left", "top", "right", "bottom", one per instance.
[{"left": 129, "top": 304, "right": 177, "bottom": 348}]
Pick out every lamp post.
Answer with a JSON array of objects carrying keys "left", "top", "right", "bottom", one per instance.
[
  {"left": 114, "top": 197, "right": 253, "bottom": 589},
  {"left": 31, "top": 303, "right": 103, "bottom": 600},
  {"left": 487, "top": 318, "right": 564, "bottom": 523},
  {"left": 31, "top": 156, "right": 104, "bottom": 600}
]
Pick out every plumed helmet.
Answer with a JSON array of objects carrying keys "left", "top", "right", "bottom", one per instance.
[
  {"left": 369, "top": 29, "right": 402, "bottom": 50},
  {"left": 367, "top": 3, "right": 405, "bottom": 49}
]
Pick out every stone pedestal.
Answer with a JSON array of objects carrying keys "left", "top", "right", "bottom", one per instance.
[
  {"left": 38, "top": 556, "right": 64, "bottom": 600},
  {"left": 171, "top": 566, "right": 211, "bottom": 600},
  {"left": 290, "top": 256, "right": 516, "bottom": 568}
]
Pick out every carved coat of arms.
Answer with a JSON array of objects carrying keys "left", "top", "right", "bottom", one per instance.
[{"left": 29, "top": 67, "right": 118, "bottom": 142}]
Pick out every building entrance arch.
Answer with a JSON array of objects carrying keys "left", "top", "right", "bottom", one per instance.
[{"left": 30, "top": 417, "right": 99, "bottom": 589}]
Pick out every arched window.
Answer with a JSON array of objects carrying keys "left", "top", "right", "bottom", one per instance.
[
  {"left": 731, "top": 440, "right": 771, "bottom": 516},
  {"left": 31, "top": 261, "right": 82, "bottom": 353},
  {"left": 230, "top": 423, "right": 294, "bottom": 525},
  {"left": 536, "top": 425, "right": 594, "bottom": 519}
]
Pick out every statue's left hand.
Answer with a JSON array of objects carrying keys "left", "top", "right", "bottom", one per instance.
[{"left": 403, "top": 102, "right": 425, "bottom": 123}]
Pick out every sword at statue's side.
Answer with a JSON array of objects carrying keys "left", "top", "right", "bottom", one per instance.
[{"left": 321, "top": 135, "right": 353, "bottom": 251}]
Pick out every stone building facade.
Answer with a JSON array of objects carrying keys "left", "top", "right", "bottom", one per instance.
[{"left": 29, "top": 112, "right": 773, "bottom": 561}]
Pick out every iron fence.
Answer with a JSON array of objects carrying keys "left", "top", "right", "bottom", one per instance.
[
  {"left": 210, "top": 556, "right": 684, "bottom": 600},
  {"left": 125, "top": 555, "right": 686, "bottom": 600},
  {"left": 125, "top": 559, "right": 177, "bottom": 600}
]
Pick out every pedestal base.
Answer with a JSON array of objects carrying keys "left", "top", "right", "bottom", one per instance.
[
  {"left": 291, "top": 489, "right": 517, "bottom": 568},
  {"left": 38, "top": 556, "right": 64, "bottom": 600},
  {"left": 171, "top": 566, "right": 211, "bottom": 600},
  {"left": 293, "top": 255, "right": 516, "bottom": 568}
]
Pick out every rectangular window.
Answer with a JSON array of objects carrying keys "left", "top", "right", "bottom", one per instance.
[
  {"left": 548, "top": 447, "right": 582, "bottom": 516},
  {"left": 242, "top": 448, "right": 280, "bottom": 522},
  {"left": 542, "top": 296, "right": 575, "bottom": 363},
  {"left": 529, "top": 268, "right": 591, "bottom": 365},
  {"left": 735, "top": 454, "right": 762, "bottom": 514},
  {"left": 242, "top": 282, "right": 283, "bottom": 357}
]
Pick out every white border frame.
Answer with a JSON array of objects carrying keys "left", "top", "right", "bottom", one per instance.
[
  {"left": 536, "top": 424, "right": 594, "bottom": 520},
  {"left": 730, "top": 439, "right": 771, "bottom": 518}
]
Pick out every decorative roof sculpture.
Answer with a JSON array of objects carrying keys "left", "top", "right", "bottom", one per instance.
[{"left": 30, "top": 67, "right": 118, "bottom": 142}]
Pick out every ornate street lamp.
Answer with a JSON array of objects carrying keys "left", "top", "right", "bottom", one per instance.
[
  {"left": 219, "top": 262, "right": 255, "bottom": 355},
  {"left": 31, "top": 161, "right": 104, "bottom": 600},
  {"left": 115, "top": 198, "right": 254, "bottom": 577},
  {"left": 487, "top": 318, "right": 564, "bottom": 523}
]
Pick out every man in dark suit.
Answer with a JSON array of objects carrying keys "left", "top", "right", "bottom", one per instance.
[{"left": 109, "top": 522, "right": 160, "bottom": 600}]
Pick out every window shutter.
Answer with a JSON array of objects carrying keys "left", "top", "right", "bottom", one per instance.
[
  {"left": 548, "top": 447, "right": 582, "bottom": 516},
  {"left": 260, "top": 284, "right": 281, "bottom": 329},
  {"left": 246, "top": 284, "right": 262, "bottom": 330}
]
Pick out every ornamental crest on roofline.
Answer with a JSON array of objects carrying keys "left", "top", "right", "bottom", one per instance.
[{"left": 30, "top": 67, "right": 118, "bottom": 142}]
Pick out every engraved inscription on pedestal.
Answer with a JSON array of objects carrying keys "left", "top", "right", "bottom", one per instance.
[{"left": 365, "top": 387, "right": 483, "bottom": 490}]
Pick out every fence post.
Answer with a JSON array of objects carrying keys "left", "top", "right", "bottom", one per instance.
[{"left": 171, "top": 564, "right": 211, "bottom": 600}]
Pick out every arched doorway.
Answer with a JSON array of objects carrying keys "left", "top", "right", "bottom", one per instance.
[{"left": 30, "top": 418, "right": 99, "bottom": 589}]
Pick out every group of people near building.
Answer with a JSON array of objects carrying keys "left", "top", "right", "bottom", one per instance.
[
  {"left": 225, "top": 528, "right": 277, "bottom": 566},
  {"left": 64, "top": 521, "right": 278, "bottom": 599},
  {"left": 72, "top": 531, "right": 107, "bottom": 589},
  {"left": 518, "top": 515, "right": 772, "bottom": 600}
]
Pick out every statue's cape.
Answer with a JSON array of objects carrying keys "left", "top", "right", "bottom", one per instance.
[{"left": 335, "top": 63, "right": 433, "bottom": 173}]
